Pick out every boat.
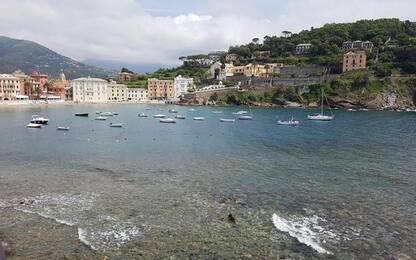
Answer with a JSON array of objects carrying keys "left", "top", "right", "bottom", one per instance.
[
  {"left": 159, "top": 118, "right": 176, "bottom": 123},
  {"left": 277, "top": 117, "right": 299, "bottom": 126},
  {"left": 145, "top": 108, "right": 152, "bottom": 110},
  {"left": 212, "top": 111, "right": 223, "bottom": 114},
  {"left": 193, "top": 117, "right": 205, "bottom": 121},
  {"left": 95, "top": 111, "right": 101, "bottom": 115},
  {"left": 95, "top": 116, "right": 108, "bottom": 120},
  {"left": 232, "top": 110, "right": 248, "bottom": 115},
  {"left": 100, "top": 112, "right": 114, "bottom": 116},
  {"left": 307, "top": 89, "right": 335, "bottom": 121},
  {"left": 109, "top": 123, "right": 123, "bottom": 127},
  {"left": 30, "top": 115, "right": 49, "bottom": 124},
  {"left": 175, "top": 115, "right": 186, "bottom": 119},
  {"left": 57, "top": 126, "right": 70, "bottom": 131},
  {"left": 406, "top": 108, "right": 416, "bottom": 112},
  {"left": 347, "top": 108, "right": 357, "bottom": 112},
  {"left": 138, "top": 113, "right": 148, "bottom": 117},
  {"left": 75, "top": 113, "right": 89, "bottom": 117},
  {"left": 188, "top": 108, "right": 196, "bottom": 112},
  {"left": 153, "top": 114, "right": 166, "bottom": 118},
  {"left": 168, "top": 109, "right": 178, "bottom": 113},
  {"left": 220, "top": 118, "right": 235, "bottom": 123},
  {"left": 238, "top": 115, "right": 253, "bottom": 120},
  {"left": 27, "top": 123, "right": 42, "bottom": 128},
  {"left": 112, "top": 112, "right": 119, "bottom": 115}
]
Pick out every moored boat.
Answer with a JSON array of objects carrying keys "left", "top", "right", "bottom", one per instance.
[
  {"left": 277, "top": 117, "right": 299, "bottom": 126},
  {"left": 193, "top": 117, "right": 205, "bottom": 121},
  {"left": 30, "top": 115, "right": 49, "bottom": 124},
  {"left": 153, "top": 114, "right": 166, "bottom": 118},
  {"left": 232, "top": 110, "right": 248, "bottom": 115},
  {"left": 168, "top": 109, "right": 178, "bottom": 113},
  {"left": 27, "top": 123, "right": 42, "bottom": 128},
  {"left": 160, "top": 118, "right": 176, "bottom": 123},
  {"left": 307, "top": 88, "right": 334, "bottom": 121},
  {"left": 220, "top": 118, "right": 235, "bottom": 123},
  {"left": 75, "top": 113, "right": 89, "bottom": 117},
  {"left": 95, "top": 116, "right": 108, "bottom": 120},
  {"left": 175, "top": 115, "right": 186, "bottom": 119},
  {"left": 238, "top": 115, "right": 253, "bottom": 120},
  {"left": 188, "top": 108, "right": 196, "bottom": 112},
  {"left": 138, "top": 113, "right": 148, "bottom": 117},
  {"left": 100, "top": 112, "right": 114, "bottom": 116},
  {"left": 213, "top": 111, "right": 223, "bottom": 114},
  {"left": 57, "top": 126, "right": 70, "bottom": 131},
  {"left": 109, "top": 123, "right": 123, "bottom": 127}
]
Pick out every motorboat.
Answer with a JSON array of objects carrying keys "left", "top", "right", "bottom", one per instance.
[
  {"left": 277, "top": 118, "right": 299, "bottom": 126},
  {"left": 27, "top": 123, "right": 42, "bottom": 128},
  {"left": 359, "top": 108, "right": 369, "bottom": 111},
  {"left": 75, "top": 113, "right": 89, "bottom": 117},
  {"left": 238, "top": 115, "right": 253, "bottom": 120},
  {"left": 220, "top": 118, "right": 235, "bottom": 123},
  {"left": 232, "top": 110, "right": 248, "bottom": 115},
  {"left": 307, "top": 88, "right": 335, "bottom": 121},
  {"left": 57, "top": 126, "right": 70, "bottom": 131},
  {"left": 100, "top": 112, "right": 114, "bottom": 116},
  {"left": 160, "top": 118, "right": 176, "bottom": 123},
  {"left": 347, "top": 108, "right": 357, "bottom": 112},
  {"left": 109, "top": 123, "right": 123, "bottom": 127},
  {"left": 193, "top": 117, "right": 205, "bottom": 121},
  {"left": 212, "top": 111, "right": 223, "bottom": 114},
  {"left": 138, "top": 113, "right": 148, "bottom": 117},
  {"left": 30, "top": 115, "right": 49, "bottom": 124},
  {"left": 175, "top": 115, "right": 186, "bottom": 119},
  {"left": 406, "top": 108, "right": 416, "bottom": 112},
  {"left": 95, "top": 116, "right": 108, "bottom": 120},
  {"left": 153, "top": 114, "right": 166, "bottom": 118},
  {"left": 168, "top": 109, "right": 178, "bottom": 113}
]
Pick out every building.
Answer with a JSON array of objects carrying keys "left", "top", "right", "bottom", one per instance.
[
  {"left": 127, "top": 88, "right": 148, "bottom": 102},
  {"left": 343, "top": 51, "right": 367, "bottom": 72},
  {"left": 174, "top": 75, "right": 193, "bottom": 98},
  {"left": 12, "top": 70, "right": 40, "bottom": 99},
  {"left": 225, "top": 53, "right": 239, "bottom": 63},
  {"left": 108, "top": 80, "right": 128, "bottom": 101},
  {"left": 71, "top": 77, "right": 108, "bottom": 103},
  {"left": 208, "top": 51, "right": 226, "bottom": 61},
  {"left": 48, "top": 72, "right": 70, "bottom": 100},
  {"left": 118, "top": 72, "right": 137, "bottom": 82},
  {"left": 209, "top": 62, "right": 280, "bottom": 80},
  {"left": 0, "top": 74, "right": 22, "bottom": 100},
  {"left": 31, "top": 71, "right": 49, "bottom": 89},
  {"left": 342, "top": 40, "right": 374, "bottom": 50},
  {"left": 147, "top": 78, "right": 174, "bottom": 100},
  {"left": 295, "top": 44, "right": 313, "bottom": 55}
]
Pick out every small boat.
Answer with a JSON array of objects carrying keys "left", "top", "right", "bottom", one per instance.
[
  {"left": 188, "top": 108, "right": 196, "bottom": 112},
  {"left": 75, "top": 113, "right": 89, "bottom": 117},
  {"left": 307, "top": 89, "right": 334, "bottom": 121},
  {"left": 175, "top": 115, "right": 186, "bottom": 119},
  {"left": 193, "top": 117, "right": 205, "bottom": 121},
  {"left": 168, "top": 109, "right": 178, "bottom": 113},
  {"left": 238, "top": 115, "right": 253, "bottom": 120},
  {"left": 27, "top": 123, "right": 42, "bottom": 128},
  {"left": 153, "top": 114, "right": 166, "bottom": 118},
  {"left": 277, "top": 117, "right": 299, "bottom": 126},
  {"left": 145, "top": 108, "right": 152, "bottom": 110},
  {"left": 347, "top": 108, "right": 357, "bottom": 112},
  {"left": 95, "top": 111, "right": 101, "bottom": 115},
  {"left": 138, "top": 113, "right": 148, "bottom": 117},
  {"left": 112, "top": 112, "right": 119, "bottom": 115},
  {"left": 100, "top": 112, "right": 114, "bottom": 116},
  {"left": 232, "top": 110, "right": 248, "bottom": 115},
  {"left": 57, "top": 126, "right": 70, "bottom": 131},
  {"left": 406, "top": 108, "right": 416, "bottom": 112},
  {"left": 220, "top": 118, "right": 235, "bottom": 123},
  {"left": 30, "top": 115, "right": 49, "bottom": 124},
  {"left": 359, "top": 108, "right": 369, "bottom": 111},
  {"left": 109, "top": 123, "right": 123, "bottom": 127},
  {"left": 212, "top": 111, "right": 223, "bottom": 114},
  {"left": 160, "top": 118, "right": 176, "bottom": 123},
  {"left": 95, "top": 116, "right": 108, "bottom": 120}
]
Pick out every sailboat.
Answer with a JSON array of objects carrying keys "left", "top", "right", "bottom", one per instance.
[{"left": 307, "top": 89, "right": 334, "bottom": 121}]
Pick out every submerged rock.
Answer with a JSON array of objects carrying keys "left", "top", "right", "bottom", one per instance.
[
  {"left": 220, "top": 197, "right": 234, "bottom": 204},
  {"left": 228, "top": 213, "right": 236, "bottom": 224}
]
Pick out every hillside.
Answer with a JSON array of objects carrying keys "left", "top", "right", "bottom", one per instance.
[{"left": 0, "top": 36, "right": 114, "bottom": 79}]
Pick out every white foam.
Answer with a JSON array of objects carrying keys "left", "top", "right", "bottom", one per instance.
[
  {"left": 16, "top": 208, "right": 76, "bottom": 226},
  {"left": 272, "top": 213, "right": 333, "bottom": 254},
  {"left": 78, "top": 228, "right": 97, "bottom": 250}
]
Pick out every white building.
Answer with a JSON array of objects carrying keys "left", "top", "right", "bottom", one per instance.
[
  {"left": 0, "top": 74, "right": 21, "bottom": 101},
  {"left": 174, "top": 75, "right": 193, "bottom": 98},
  {"left": 128, "top": 88, "right": 148, "bottom": 102},
  {"left": 108, "top": 80, "right": 128, "bottom": 101},
  {"left": 71, "top": 77, "right": 108, "bottom": 103}
]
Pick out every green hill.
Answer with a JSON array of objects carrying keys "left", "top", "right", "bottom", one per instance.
[{"left": 0, "top": 35, "right": 114, "bottom": 79}]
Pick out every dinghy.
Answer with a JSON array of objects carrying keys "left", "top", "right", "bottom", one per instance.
[
  {"left": 27, "top": 123, "right": 42, "bottom": 128},
  {"left": 193, "top": 117, "right": 205, "bottom": 121},
  {"left": 220, "top": 118, "right": 235, "bottom": 123},
  {"left": 160, "top": 118, "right": 176, "bottom": 123},
  {"left": 57, "top": 126, "right": 70, "bottom": 131},
  {"left": 109, "top": 123, "right": 123, "bottom": 127}
]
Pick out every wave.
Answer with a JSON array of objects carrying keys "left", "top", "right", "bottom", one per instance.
[
  {"left": 272, "top": 213, "right": 334, "bottom": 254},
  {"left": 78, "top": 228, "right": 97, "bottom": 250}
]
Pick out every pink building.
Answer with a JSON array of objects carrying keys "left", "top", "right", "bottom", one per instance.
[{"left": 31, "top": 71, "right": 49, "bottom": 89}]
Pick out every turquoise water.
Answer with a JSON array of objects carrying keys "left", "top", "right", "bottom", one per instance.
[{"left": 0, "top": 104, "right": 415, "bottom": 258}]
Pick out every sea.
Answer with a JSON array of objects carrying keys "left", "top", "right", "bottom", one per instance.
[{"left": 0, "top": 103, "right": 415, "bottom": 259}]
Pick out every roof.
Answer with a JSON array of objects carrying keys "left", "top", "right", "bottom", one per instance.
[
  {"left": 72, "top": 77, "right": 107, "bottom": 82},
  {"left": 0, "top": 74, "right": 19, "bottom": 80}
]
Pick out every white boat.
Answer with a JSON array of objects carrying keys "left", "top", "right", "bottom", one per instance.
[
  {"left": 100, "top": 112, "right": 114, "bottom": 116},
  {"left": 406, "top": 108, "right": 416, "bottom": 112},
  {"left": 238, "top": 115, "right": 253, "bottom": 120},
  {"left": 175, "top": 115, "right": 186, "bottom": 119},
  {"left": 307, "top": 89, "right": 334, "bottom": 121},
  {"left": 168, "top": 109, "right": 178, "bottom": 113},
  {"left": 57, "top": 126, "right": 70, "bottom": 131},
  {"left": 153, "top": 114, "right": 166, "bottom": 118},
  {"left": 232, "top": 110, "right": 248, "bottom": 115},
  {"left": 213, "top": 111, "right": 223, "bottom": 114},
  {"left": 188, "top": 108, "right": 196, "bottom": 112},
  {"left": 193, "top": 117, "right": 205, "bottom": 121},
  {"left": 27, "top": 123, "right": 42, "bottom": 128},
  {"left": 138, "top": 113, "right": 148, "bottom": 117},
  {"left": 30, "top": 115, "right": 49, "bottom": 124},
  {"left": 347, "top": 108, "right": 357, "bottom": 112},
  {"left": 160, "top": 118, "right": 176, "bottom": 123},
  {"left": 277, "top": 118, "right": 299, "bottom": 126},
  {"left": 95, "top": 111, "right": 101, "bottom": 114},
  {"left": 220, "top": 118, "right": 235, "bottom": 123},
  {"left": 109, "top": 123, "right": 123, "bottom": 127},
  {"left": 95, "top": 116, "right": 108, "bottom": 120},
  {"left": 359, "top": 108, "right": 369, "bottom": 111}
]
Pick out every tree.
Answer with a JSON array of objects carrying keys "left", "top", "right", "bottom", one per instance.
[
  {"left": 23, "top": 81, "right": 33, "bottom": 97},
  {"left": 252, "top": 38, "right": 260, "bottom": 44},
  {"left": 282, "top": 31, "right": 292, "bottom": 38}
]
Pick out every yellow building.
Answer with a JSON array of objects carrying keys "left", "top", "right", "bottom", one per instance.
[
  {"left": 147, "top": 78, "right": 174, "bottom": 100},
  {"left": 343, "top": 51, "right": 366, "bottom": 72},
  {"left": 232, "top": 63, "right": 278, "bottom": 77}
]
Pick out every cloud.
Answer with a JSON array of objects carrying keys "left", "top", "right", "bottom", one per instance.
[{"left": 0, "top": 0, "right": 415, "bottom": 70}]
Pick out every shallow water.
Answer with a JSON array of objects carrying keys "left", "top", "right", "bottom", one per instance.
[{"left": 0, "top": 104, "right": 415, "bottom": 258}]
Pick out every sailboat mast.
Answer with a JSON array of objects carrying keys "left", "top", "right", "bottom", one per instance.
[{"left": 321, "top": 88, "right": 324, "bottom": 115}]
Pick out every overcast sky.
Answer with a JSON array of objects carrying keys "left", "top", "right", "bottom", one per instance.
[{"left": 0, "top": 0, "right": 415, "bottom": 71}]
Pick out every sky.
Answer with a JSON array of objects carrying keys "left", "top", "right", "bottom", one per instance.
[{"left": 0, "top": 0, "right": 415, "bottom": 72}]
